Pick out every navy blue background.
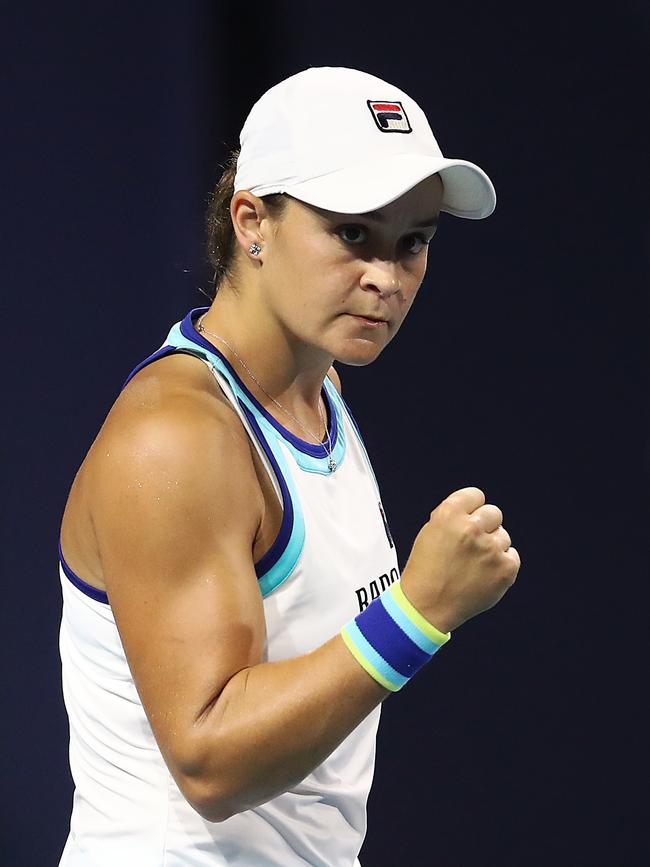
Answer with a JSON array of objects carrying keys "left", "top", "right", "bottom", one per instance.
[{"left": 3, "top": 3, "right": 648, "bottom": 864}]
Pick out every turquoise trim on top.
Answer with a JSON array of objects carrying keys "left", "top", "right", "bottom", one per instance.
[
  {"left": 165, "top": 320, "right": 347, "bottom": 474},
  {"left": 171, "top": 313, "right": 347, "bottom": 476},
  {"left": 274, "top": 375, "right": 346, "bottom": 474},
  {"left": 161, "top": 320, "right": 314, "bottom": 597},
  {"left": 247, "top": 410, "right": 306, "bottom": 598}
]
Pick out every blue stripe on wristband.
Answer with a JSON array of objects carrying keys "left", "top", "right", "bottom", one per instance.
[
  {"left": 341, "top": 579, "right": 451, "bottom": 692},
  {"left": 380, "top": 587, "right": 443, "bottom": 655},
  {"left": 342, "top": 620, "right": 409, "bottom": 690},
  {"left": 355, "top": 592, "right": 431, "bottom": 678}
]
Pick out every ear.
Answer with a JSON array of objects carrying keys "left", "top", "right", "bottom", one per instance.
[{"left": 230, "top": 190, "right": 270, "bottom": 262}]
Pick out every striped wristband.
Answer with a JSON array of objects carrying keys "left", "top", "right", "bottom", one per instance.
[{"left": 340, "top": 580, "right": 451, "bottom": 692}]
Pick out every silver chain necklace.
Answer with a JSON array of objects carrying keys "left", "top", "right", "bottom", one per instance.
[{"left": 196, "top": 314, "right": 336, "bottom": 472}]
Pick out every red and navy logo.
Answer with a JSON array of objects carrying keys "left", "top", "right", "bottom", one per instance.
[{"left": 367, "top": 99, "right": 412, "bottom": 134}]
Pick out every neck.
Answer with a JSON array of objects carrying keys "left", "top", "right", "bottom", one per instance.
[{"left": 198, "top": 284, "right": 334, "bottom": 422}]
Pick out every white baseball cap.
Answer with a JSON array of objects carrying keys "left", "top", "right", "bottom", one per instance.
[{"left": 233, "top": 66, "right": 496, "bottom": 220}]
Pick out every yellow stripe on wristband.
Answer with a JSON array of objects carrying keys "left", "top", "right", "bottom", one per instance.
[
  {"left": 340, "top": 625, "right": 402, "bottom": 692},
  {"left": 389, "top": 581, "right": 451, "bottom": 646}
]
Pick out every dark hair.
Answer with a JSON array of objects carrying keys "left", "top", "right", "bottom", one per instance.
[{"left": 205, "top": 147, "right": 288, "bottom": 299}]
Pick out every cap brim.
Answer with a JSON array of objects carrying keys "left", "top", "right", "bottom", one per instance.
[{"left": 276, "top": 153, "right": 496, "bottom": 219}]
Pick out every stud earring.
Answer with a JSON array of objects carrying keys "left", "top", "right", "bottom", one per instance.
[{"left": 249, "top": 243, "right": 262, "bottom": 256}]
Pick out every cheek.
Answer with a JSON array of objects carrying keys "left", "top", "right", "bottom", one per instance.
[
  {"left": 285, "top": 236, "right": 336, "bottom": 284},
  {"left": 281, "top": 256, "right": 348, "bottom": 321},
  {"left": 401, "top": 261, "right": 427, "bottom": 305},
  {"left": 293, "top": 249, "right": 357, "bottom": 307},
  {"left": 413, "top": 248, "right": 429, "bottom": 281}
]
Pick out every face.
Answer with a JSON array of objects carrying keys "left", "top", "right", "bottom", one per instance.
[{"left": 258, "top": 173, "right": 444, "bottom": 366}]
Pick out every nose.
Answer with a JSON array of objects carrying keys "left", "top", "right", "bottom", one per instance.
[{"left": 360, "top": 259, "right": 401, "bottom": 298}]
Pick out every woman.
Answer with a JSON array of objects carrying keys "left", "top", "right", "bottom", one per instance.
[{"left": 58, "top": 66, "right": 520, "bottom": 866}]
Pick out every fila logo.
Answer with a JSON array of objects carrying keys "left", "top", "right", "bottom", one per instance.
[{"left": 367, "top": 99, "right": 412, "bottom": 134}]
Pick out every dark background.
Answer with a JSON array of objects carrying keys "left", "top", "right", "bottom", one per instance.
[{"left": 2, "top": 3, "right": 648, "bottom": 865}]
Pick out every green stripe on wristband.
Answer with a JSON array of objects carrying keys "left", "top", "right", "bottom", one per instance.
[
  {"left": 340, "top": 579, "right": 451, "bottom": 691},
  {"left": 340, "top": 622, "right": 406, "bottom": 691},
  {"left": 389, "top": 581, "right": 451, "bottom": 647}
]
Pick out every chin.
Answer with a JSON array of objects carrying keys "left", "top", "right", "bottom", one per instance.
[{"left": 332, "top": 339, "right": 386, "bottom": 367}]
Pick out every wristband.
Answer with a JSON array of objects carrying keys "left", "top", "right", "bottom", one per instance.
[{"left": 340, "top": 580, "right": 451, "bottom": 692}]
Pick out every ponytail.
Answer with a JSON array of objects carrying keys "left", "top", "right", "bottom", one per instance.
[{"left": 205, "top": 148, "right": 287, "bottom": 298}]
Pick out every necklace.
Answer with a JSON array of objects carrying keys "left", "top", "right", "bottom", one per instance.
[{"left": 196, "top": 315, "right": 336, "bottom": 472}]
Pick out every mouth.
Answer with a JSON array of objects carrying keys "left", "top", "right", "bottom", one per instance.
[{"left": 348, "top": 313, "right": 389, "bottom": 326}]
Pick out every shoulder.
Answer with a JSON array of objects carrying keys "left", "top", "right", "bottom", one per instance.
[
  {"left": 327, "top": 363, "right": 342, "bottom": 395},
  {"left": 87, "top": 353, "right": 264, "bottom": 545},
  {"left": 101, "top": 353, "right": 251, "bottom": 468}
]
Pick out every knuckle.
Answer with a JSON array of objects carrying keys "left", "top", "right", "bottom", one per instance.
[
  {"left": 461, "top": 516, "right": 482, "bottom": 542},
  {"left": 450, "top": 486, "right": 484, "bottom": 504},
  {"left": 504, "top": 560, "right": 520, "bottom": 586},
  {"left": 433, "top": 500, "right": 451, "bottom": 522},
  {"left": 468, "top": 487, "right": 486, "bottom": 508},
  {"left": 481, "top": 503, "right": 502, "bottom": 525},
  {"left": 488, "top": 543, "right": 505, "bottom": 566}
]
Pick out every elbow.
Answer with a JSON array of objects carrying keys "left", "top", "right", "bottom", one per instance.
[
  {"left": 176, "top": 748, "right": 252, "bottom": 823},
  {"left": 170, "top": 727, "right": 241, "bottom": 822},
  {"left": 171, "top": 721, "right": 271, "bottom": 822},
  {"left": 181, "top": 774, "right": 239, "bottom": 823},
  {"left": 193, "top": 800, "right": 236, "bottom": 825},
  {"left": 181, "top": 767, "right": 279, "bottom": 823}
]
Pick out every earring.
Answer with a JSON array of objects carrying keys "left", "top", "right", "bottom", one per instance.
[{"left": 249, "top": 243, "right": 262, "bottom": 256}]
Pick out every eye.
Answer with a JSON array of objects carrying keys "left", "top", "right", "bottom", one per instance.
[
  {"left": 335, "top": 225, "right": 433, "bottom": 254},
  {"left": 402, "top": 233, "right": 430, "bottom": 255},
  {"left": 336, "top": 225, "right": 367, "bottom": 244}
]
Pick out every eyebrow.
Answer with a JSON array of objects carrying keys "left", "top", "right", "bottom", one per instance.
[{"left": 359, "top": 210, "right": 439, "bottom": 228}]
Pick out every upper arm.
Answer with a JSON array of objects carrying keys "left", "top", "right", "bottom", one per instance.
[{"left": 89, "top": 384, "right": 265, "bottom": 800}]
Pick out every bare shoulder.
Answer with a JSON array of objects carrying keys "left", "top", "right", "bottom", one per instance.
[
  {"left": 89, "top": 353, "right": 263, "bottom": 538},
  {"left": 100, "top": 351, "right": 249, "bottom": 457},
  {"left": 327, "top": 363, "right": 342, "bottom": 395},
  {"left": 76, "top": 353, "right": 264, "bottom": 597}
]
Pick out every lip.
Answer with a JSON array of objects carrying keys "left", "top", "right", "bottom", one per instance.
[{"left": 348, "top": 314, "right": 389, "bottom": 326}]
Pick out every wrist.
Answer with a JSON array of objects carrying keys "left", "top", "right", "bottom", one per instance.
[
  {"left": 399, "top": 573, "right": 455, "bottom": 634},
  {"left": 340, "top": 578, "right": 451, "bottom": 692}
]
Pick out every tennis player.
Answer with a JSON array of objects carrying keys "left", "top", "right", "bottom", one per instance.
[{"left": 57, "top": 66, "right": 520, "bottom": 866}]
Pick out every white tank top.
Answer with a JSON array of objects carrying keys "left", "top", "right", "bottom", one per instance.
[{"left": 58, "top": 308, "right": 401, "bottom": 867}]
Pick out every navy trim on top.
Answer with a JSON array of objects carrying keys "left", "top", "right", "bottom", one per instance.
[
  {"left": 60, "top": 334, "right": 296, "bottom": 601},
  {"left": 121, "top": 346, "right": 177, "bottom": 390},
  {"left": 58, "top": 539, "right": 109, "bottom": 604},
  {"left": 179, "top": 308, "right": 339, "bottom": 458},
  {"left": 60, "top": 344, "right": 184, "bottom": 606},
  {"left": 241, "top": 405, "right": 295, "bottom": 578},
  {"left": 60, "top": 308, "right": 334, "bottom": 603},
  {"left": 121, "top": 345, "right": 216, "bottom": 392}
]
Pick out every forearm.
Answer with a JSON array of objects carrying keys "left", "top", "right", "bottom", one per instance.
[{"left": 186, "top": 633, "right": 389, "bottom": 821}]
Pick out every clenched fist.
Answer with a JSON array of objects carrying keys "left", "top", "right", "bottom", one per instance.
[{"left": 400, "top": 487, "right": 520, "bottom": 633}]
